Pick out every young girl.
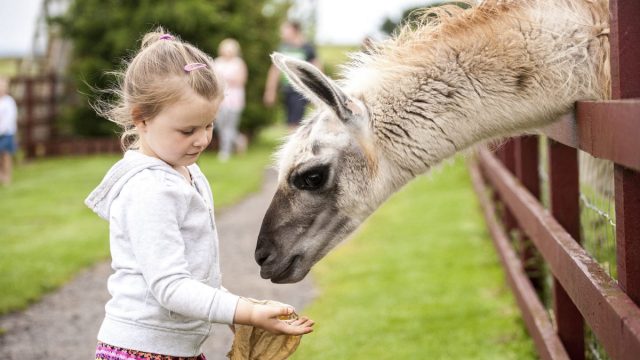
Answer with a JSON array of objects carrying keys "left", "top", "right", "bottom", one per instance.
[{"left": 85, "top": 29, "right": 314, "bottom": 359}]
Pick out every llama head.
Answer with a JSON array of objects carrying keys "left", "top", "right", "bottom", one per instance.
[{"left": 256, "top": 53, "right": 391, "bottom": 283}]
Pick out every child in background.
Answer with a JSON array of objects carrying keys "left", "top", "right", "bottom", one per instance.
[
  {"left": 0, "top": 76, "right": 18, "bottom": 186},
  {"left": 212, "top": 38, "right": 247, "bottom": 162},
  {"left": 85, "top": 28, "right": 313, "bottom": 360}
]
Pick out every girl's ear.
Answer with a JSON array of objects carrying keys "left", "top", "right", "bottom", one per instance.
[
  {"left": 271, "top": 53, "right": 359, "bottom": 121},
  {"left": 131, "top": 107, "right": 146, "bottom": 131}
]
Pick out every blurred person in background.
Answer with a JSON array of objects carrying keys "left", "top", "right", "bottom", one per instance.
[
  {"left": 263, "top": 20, "right": 318, "bottom": 129},
  {"left": 0, "top": 76, "right": 17, "bottom": 186},
  {"left": 213, "top": 38, "right": 248, "bottom": 162}
]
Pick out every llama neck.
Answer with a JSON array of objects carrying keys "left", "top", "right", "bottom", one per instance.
[{"left": 348, "top": 0, "right": 609, "bottom": 182}]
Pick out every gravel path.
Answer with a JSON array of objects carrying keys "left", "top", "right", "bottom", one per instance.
[{"left": 0, "top": 169, "right": 316, "bottom": 360}]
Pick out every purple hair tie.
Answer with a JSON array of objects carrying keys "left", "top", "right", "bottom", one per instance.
[
  {"left": 159, "top": 34, "right": 174, "bottom": 40},
  {"left": 184, "top": 63, "right": 207, "bottom": 72}
]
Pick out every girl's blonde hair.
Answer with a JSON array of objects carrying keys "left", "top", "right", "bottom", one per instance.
[{"left": 97, "top": 27, "right": 223, "bottom": 149}]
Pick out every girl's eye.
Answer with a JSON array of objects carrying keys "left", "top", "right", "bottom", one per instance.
[
  {"left": 206, "top": 123, "right": 214, "bottom": 129},
  {"left": 180, "top": 129, "right": 195, "bottom": 135}
]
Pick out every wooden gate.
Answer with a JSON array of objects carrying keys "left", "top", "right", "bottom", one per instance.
[
  {"left": 10, "top": 74, "right": 121, "bottom": 159},
  {"left": 470, "top": 1, "right": 640, "bottom": 359}
]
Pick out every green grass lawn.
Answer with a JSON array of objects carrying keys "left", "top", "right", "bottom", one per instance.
[
  {"left": 0, "top": 129, "right": 282, "bottom": 315},
  {"left": 318, "top": 44, "right": 360, "bottom": 78},
  {"left": 292, "top": 159, "right": 536, "bottom": 360},
  {"left": 0, "top": 59, "right": 18, "bottom": 76}
]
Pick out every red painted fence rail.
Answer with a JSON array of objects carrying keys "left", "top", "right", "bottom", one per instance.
[
  {"left": 470, "top": 1, "right": 640, "bottom": 359},
  {"left": 10, "top": 74, "right": 122, "bottom": 158}
]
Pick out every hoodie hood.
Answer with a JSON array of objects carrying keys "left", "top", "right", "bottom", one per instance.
[{"left": 85, "top": 151, "right": 176, "bottom": 220}]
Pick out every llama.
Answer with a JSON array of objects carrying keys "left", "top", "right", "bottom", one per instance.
[{"left": 255, "top": 0, "right": 610, "bottom": 283}]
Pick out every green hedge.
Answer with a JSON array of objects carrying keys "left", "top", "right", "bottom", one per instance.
[{"left": 52, "top": 0, "right": 288, "bottom": 137}]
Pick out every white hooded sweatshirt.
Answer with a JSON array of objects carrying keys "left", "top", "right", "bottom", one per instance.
[{"left": 85, "top": 150, "right": 239, "bottom": 356}]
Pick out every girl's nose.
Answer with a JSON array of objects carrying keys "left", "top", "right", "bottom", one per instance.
[{"left": 193, "top": 128, "right": 211, "bottom": 148}]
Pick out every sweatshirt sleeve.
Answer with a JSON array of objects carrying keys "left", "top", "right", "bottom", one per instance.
[{"left": 123, "top": 175, "right": 239, "bottom": 324}]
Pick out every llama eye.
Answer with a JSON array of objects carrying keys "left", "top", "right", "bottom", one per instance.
[{"left": 292, "top": 167, "right": 328, "bottom": 191}]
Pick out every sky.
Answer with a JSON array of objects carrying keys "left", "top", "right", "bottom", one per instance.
[
  {"left": 0, "top": 0, "right": 436, "bottom": 57},
  {"left": 315, "top": 0, "right": 435, "bottom": 44},
  {"left": 0, "top": 0, "right": 42, "bottom": 57}
]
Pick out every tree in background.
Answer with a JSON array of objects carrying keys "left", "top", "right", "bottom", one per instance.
[
  {"left": 381, "top": 2, "right": 471, "bottom": 35},
  {"left": 53, "top": 0, "right": 288, "bottom": 138}
]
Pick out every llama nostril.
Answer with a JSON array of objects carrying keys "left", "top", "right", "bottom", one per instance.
[
  {"left": 256, "top": 251, "right": 269, "bottom": 266},
  {"left": 255, "top": 246, "right": 276, "bottom": 267},
  {"left": 255, "top": 231, "right": 277, "bottom": 267}
]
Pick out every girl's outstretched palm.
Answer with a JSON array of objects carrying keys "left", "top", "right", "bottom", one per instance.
[
  {"left": 252, "top": 304, "right": 314, "bottom": 335},
  {"left": 234, "top": 299, "right": 315, "bottom": 335}
]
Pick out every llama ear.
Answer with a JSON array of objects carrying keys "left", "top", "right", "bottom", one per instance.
[{"left": 271, "top": 52, "right": 357, "bottom": 120}]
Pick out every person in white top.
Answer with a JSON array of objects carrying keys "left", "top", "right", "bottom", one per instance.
[
  {"left": 212, "top": 38, "right": 248, "bottom": 162},
  {"left": 0, "top": 76, "right": 18, "bottom": 185},
  {"left": 86, "top": 29, "right": 313, "bottom": 359}
]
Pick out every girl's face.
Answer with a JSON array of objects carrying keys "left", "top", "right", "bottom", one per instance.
[
  {"left": 137, "top": 89, "right": 220, "bottom": 168},
  {"left": 219, "top": 43, "right": 237, "bottom": 58},
  {"left": 280, "top": 24, "right": 297, "bottom": 43}
]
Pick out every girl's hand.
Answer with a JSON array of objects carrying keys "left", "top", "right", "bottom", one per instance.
[
  {"left": 251, "top": 304, "right": 315, "bottom": 335},
  {"left": 234, "top": 299, "right": 314, "bottom": 335}
]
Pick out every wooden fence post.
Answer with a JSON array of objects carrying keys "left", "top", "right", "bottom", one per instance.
[
  {"left": 515, "top": 136, "right": 543, "bottom": 291},
  {"left": 501, "top": 139, "right": 518, "bottom": 233},
  {"left": 615, "top": 169, "right": 640, "bottom": 304},
  {"left": 515, "top": 136, "right": 540, "bottom": 199},
  {"left": 548, "top": 139, "right": 584, "bottom": 360},
  {"left": 23, "top": 78, "right": 35, "bottom": 159},
  {"left": 610, "top": 0, "right": 640, "bottom": 307},
  {"left": 48, "top": 73, "right": 58, "bottom": 155}
]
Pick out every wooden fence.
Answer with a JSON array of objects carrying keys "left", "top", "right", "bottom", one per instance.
[
  {"left": 9, "top": 74, "right": 225, "bottom": 159},
  {"left": 9, "top": 73, "right": 121, "bottom": 158},
  {"left": 469, "top": 1, "right": 640, "bottom": 359}
]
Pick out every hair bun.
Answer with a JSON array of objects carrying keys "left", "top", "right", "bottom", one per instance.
[{"left": 141, "top": 27, "right": 172, "bottom": 49}]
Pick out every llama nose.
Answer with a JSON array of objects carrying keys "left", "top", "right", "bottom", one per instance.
[
  {"left": 255, "top": 236, "right": 277, "bottom": 267},
  {"left": 255, "top": 249, "right": 272, "bottom": 267}
]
